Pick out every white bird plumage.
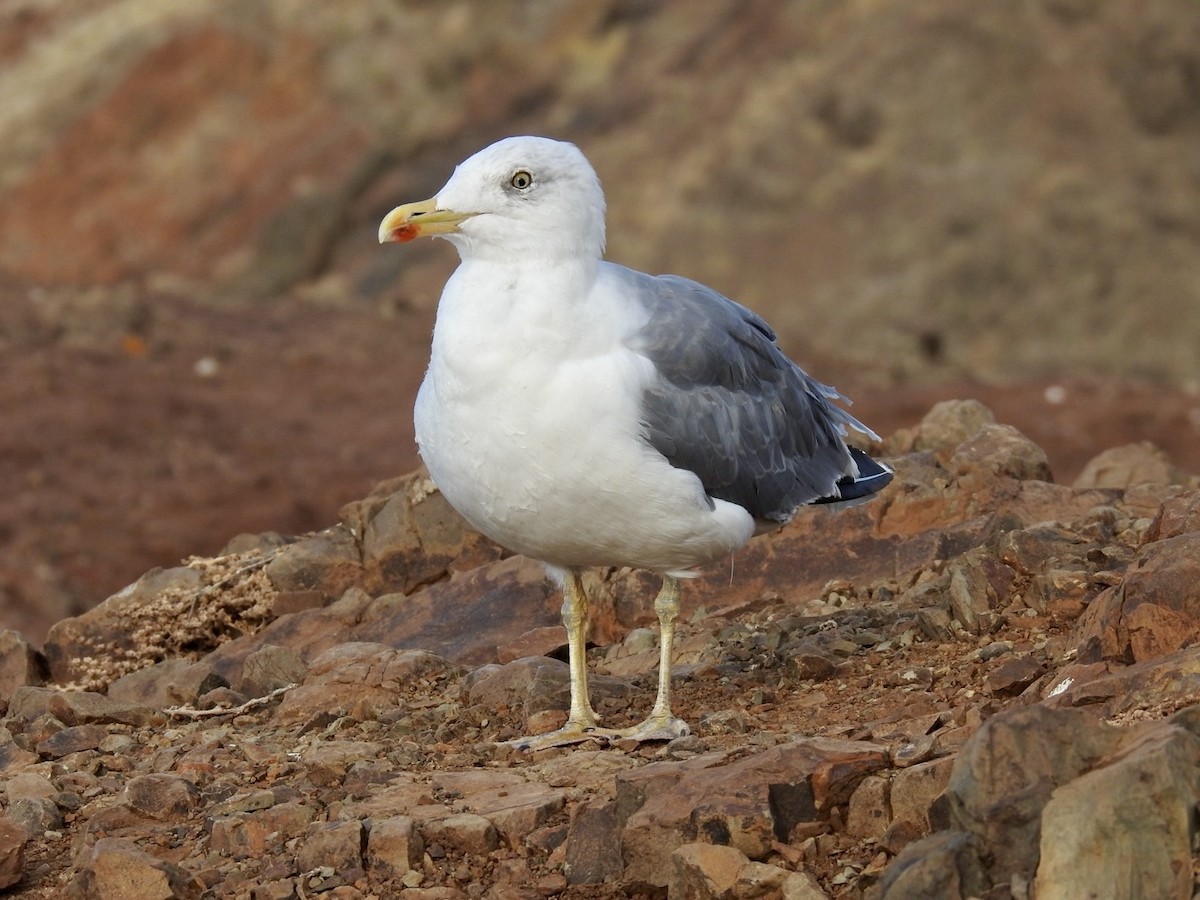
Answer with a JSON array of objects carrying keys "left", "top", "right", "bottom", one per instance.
[{"left": 379, "top": 136, "right": 892, "bottom": 749}]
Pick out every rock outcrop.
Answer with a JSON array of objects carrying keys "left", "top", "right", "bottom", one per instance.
[{"left": 0, "top": 402, "right": 1196, "bottom": 897}]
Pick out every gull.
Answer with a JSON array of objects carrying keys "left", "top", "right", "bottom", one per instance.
[{"left": 379, "top": 136, "right": 892, "bottom": 750}]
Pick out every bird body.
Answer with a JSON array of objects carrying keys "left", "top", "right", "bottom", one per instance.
[
  {"left": 380, "top": 136, "right": 892, "bottom": 748},
  {"left": 416, "top": 257, "right": 757, "bottom": 576}
]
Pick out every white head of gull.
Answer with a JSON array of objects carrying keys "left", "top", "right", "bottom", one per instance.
[{"left": 379, "top": 136, "right": 893, "bottom": 749}]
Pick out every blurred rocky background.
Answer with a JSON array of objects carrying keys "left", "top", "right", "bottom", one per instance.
[{"left": 2, "top": 0, "right": 1200, "bottom": 639}]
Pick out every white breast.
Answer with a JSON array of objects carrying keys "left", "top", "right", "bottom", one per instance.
[{"left": 414, "top": 261, "right": 755, "bottom": 574}]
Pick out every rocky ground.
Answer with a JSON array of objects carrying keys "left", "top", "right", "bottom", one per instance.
[{"left": 0, "top": 401, "right": 1197, "bottom": 898}]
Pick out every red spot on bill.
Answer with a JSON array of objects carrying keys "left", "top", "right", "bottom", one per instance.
[{"left": 392, "top": 224, "right": 420, "bottom": 243}]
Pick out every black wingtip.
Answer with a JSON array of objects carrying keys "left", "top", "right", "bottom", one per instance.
[{"left": 815, "top": 447, "right": 894, "bottom": 506}]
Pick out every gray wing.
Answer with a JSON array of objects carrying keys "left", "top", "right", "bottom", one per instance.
[{"left": 620, "top": 268, "right": 879, "bottom": 522}]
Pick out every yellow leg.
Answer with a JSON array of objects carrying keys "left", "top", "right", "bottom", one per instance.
[
  {"left": 615, "top": 575, "right": 691, "bottom": 742},
  {"left": 503, "top": 571, "right": 602, "bottom": 750},
  {"left": 502, "top": 573, "right": 689, "bottom": 751},
  {"left": 562, "top": 571, "right": 600, "bottom": 730}
]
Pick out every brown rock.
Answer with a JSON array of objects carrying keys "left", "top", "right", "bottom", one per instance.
[
  {"left": 1042, "top": 646, "right": 1200, "bottom": 716},
  {"left": 0, "top": 631, "right": 46, "bottom": 703},
  {"left": 564, "top": 800, "right": 623, "bottom": 886},
  {"left": 36, "top": 723, "right": 107, "bottom": 759},
  {"left": 0, "top": 730, "right": 38, "bottom": 776},
  {"left": 300, "top": 740, "right": 384, "bottom": 788},
  {"left": 273, "top": 644, "right": 456, "bottom": 725},
  {"left": 210, "top": 802, "right": 317, "bottom": 860},
  {"left": 49, "top": 691, "right": 160, "bottom": 728},
  {"left": 940, "top": 705, "right": 1123, "bottom": 886},
  {"left": 1034, "top": 718, "right": 1200, "bottom": 900},
  {"left": 462, "top": 781, "right": 566, "bottom": 847},
  {"left": 668, "top": 842, "right": 749, "bottom": 900},
  {"left": 72, "top": 837, "right": 201, "bottom": 899},
  {"left": 888, "top": 756, "right": 955, "bottom": 836},
  {"left": 235, "top": 644, "right": 308, "bottom": 698},
  {"left": 420, "top": 813, "right": 499, "bottom": 855},
  {"left": 6, "top": 796, "right": 62, "bottom": 837},
  {"left": 4, "top": 772, "right": 56, "bottom": 803},
  {"left": 203, "top": 587, "right": 374, "bottom": 686},
  {"left": 347, "top": 473, "right": 503, "bottom": 594},
  {"left": 949, "top": 423, "right": 1053, "bottom": 482},
  {"left": 615, "top": 739, "right": 888, "bottom": 887},
  {"left": 1074, "top": 532, "right": 1200, "bottom": 663},
  {"left": 1147, "top": 488, "right": 1200, "bottom": 541},
  {"left": 496, "top": 626, "right": 569, "bottom": 664},
  {"left": 297, "top": 820, "right": 365, "bottom": 884},
  {"left": 874, "top": 830, "right": 988, "bottom": 900},
  {"left": 0, "top": 818, "right": 28, "bottom": 890},
  {"left": 121, "top": 774, "right": 200, "bottom": 822},
  {"left": 352, "top": 556, "right": 558, "bottom": 667},
  {"left": 263, "top": 527, "right": 363, "bottom": 599},
  {"left": 366, "top": 815, "right": 423, "bottom": 878},
  {"left": 984, "top": 656, "right": 1046, "bottom": 696},
  {"left": 846, "top": 775, "right": 891, "bottom": 839},
  {"left": 1073, "top": 442, "right": 1178, "bottom": 490},
  {"left": 891, "top": 399, "right": 996, "bottom": 456},
  {"left": 780, "top": 871, "right": 830, "bottom": 899},
  {"left": 106, "top": 658, "right": 196, "bottom": 707}
]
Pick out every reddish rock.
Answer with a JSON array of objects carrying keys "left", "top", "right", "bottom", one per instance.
[
  {"left": 351, "top": 556, "right": 558, "bottom": 666},
  {"left": 1074, "top": 532, "right": 1200, "bottom": 663},
  {"left": 984, "top": 657, "right": 1046, "bottom": 696},
  {"left": 613, "top": 739, "right": 888, "bottom": 887},
  {"left": 1147, "top": 488, "right": 1200, "bottom": 541},
  {"left": 420, "top": 813, "right": 499, "bottom": 856},
  {"left": 0, "top": 26, "right": 371, "bottom": 294},
  {"left": 210, "top": 802, "right": 317, "bottom": 860},
  {"left": 949, "top": 423, "right": 1053, "bottom": 482},
  {"left": 1041, "top": 647, "right": 1200, "bottom": 717},
  {"left": 0, "top": 817, "right": 26, "bottom": 890}
]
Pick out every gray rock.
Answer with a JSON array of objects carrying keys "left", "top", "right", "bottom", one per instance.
[
  {"left": 873, "top": 830, "right": 988, "bottom": 900},
  {"left": 564, "top": 800, "right": 623, "bottom": 886},
  {"left": 235, "top": 644, "right": 308, "bottom": 698}
]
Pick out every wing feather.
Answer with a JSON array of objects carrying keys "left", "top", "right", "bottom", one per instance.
[{"left": 619, "top": 268, "right": 882, "bottom": 521}]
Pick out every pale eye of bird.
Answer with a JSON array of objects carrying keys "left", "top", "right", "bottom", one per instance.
[{"left": 509, "top": 170, "right": 533, "bottom": 190}]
